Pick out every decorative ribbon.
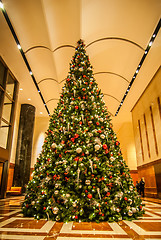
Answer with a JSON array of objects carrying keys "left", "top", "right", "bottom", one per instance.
[
  {"left": 97, "top": 188, "right": 101, "bottom": 200},
  {"left": 89, "top": 159, "right": 93, "bottom": 172}
]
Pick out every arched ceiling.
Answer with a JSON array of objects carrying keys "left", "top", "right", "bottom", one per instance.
[{"left": 0, "top": 0, "right": 161, "bottom": 131}]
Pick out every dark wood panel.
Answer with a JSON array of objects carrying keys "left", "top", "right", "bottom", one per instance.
[
  {"left": 154, "top": 162, "right": 161, "bottom": 199},
  {"left": 137, "top": 160, "right": 161, "bottom": 198},
  {"left": 0, "top": 147, "right": 9, "bottom": 162}
]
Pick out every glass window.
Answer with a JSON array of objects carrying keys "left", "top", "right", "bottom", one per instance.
[
  {"left": 2, "top": 96, "right": 12, "bottom": 123},
  {"left": 0, "top": 61, "right": 5, "bottom": 88},
  {"left": 0, "top": 58, "right": 17, "bottom": 150},
  {"left": 0, "top": 120, "right": 10, "bottom": 149},
  {"left": 6, "top": 74, "right": 15, "bottom": 99}
]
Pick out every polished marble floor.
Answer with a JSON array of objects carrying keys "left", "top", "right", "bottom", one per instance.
[{"left": 0, "top": 196, "right": 161, "bottom": 240}]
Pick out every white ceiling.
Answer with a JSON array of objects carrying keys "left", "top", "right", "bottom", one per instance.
[{"left": 0, "top": 0, "right": 161, "bottom": 131}]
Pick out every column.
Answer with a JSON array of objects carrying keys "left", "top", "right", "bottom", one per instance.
[{"left": 13, "top": 104, "right": 35, "bottom": 193}]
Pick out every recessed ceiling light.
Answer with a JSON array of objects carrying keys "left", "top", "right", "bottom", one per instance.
[
  {"left": 149, "top": 41, "right": 153, "bottom": 47},
  {"left": 20, "top": 88, "right": 23, "bottom": 91},
  {"left": 40, "top": 112, "right": 43, "bottom": 114},
  {"left": 17, "top": 44, "right": 21, "bottom": 50},
  {"left": 0, "top": 2, "right": 4, "bottom": 9},
  {"left": 28, "top": 98, "right": 31, "bottom": 101}
]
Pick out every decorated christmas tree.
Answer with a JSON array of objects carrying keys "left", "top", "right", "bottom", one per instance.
[{"left": 22, "top": 39, "right": 144, "bottom": 222}]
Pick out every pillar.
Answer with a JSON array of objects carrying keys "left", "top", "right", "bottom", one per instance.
[{"left": 13, "top": 104, "right": 35, "bottom": 192}]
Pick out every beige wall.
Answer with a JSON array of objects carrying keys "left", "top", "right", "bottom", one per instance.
[
  {"left": 116, "top": 121, "right": 137, "bottom": 170},
  {"left": 132, "top": 67, "right": 161, "bottom": 167},
  {"left": 31, "top": 116, "right": 49, "bottom": 168},
  {"left": 132, "top": 67, "right": 161, "bottom": 197}
]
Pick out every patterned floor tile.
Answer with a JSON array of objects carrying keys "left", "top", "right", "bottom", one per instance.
[
  {"left": 60, "top": 221, "right": 127, "bottom": 235},
  {"left": 0, "top": 234, "right": 45, "bottom": 239},
  {"left": 124, "top": 220, "right": 161, "bottom": 236},
  {"left": 0, "top": 196, "right": 160, "bottom": 240}
]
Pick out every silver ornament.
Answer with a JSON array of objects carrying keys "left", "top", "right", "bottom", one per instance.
[
  {"left": 100, "top": 134, "right": 105, "bottom": 139},
  {"left": 73, "top": 202, "right": 77, "bottom": 207},
  {"left": 76, "top": 147, "right": 82, "bottom": 153},
  {"left": 95, "top": 144, "right": 100, "bottom": 151},
  {"left": 128, "top": 210, "right": 133, "bottom": 216},
  {"left": 132, "top": 207, "right": 136, "bottom": 213},
  {"left": 51, "top": 143, "right": 57, "bottom": 149},
  {"left": 53, "top": 207, "right": 59, "bottom": 214},
  {"left": 129, "top": 199, "right": 133, "bottom": 205},
  {"left": 55, "top": 183, "right": 60, "bottom": 188},
  {"left": 85, "top": 180, "right": 91, "bottom": 185}
]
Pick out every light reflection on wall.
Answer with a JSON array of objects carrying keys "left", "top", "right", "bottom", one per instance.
[
  {"left": 31, "top": 117, "right": 49, "bottom": 168},
  {"left": 35, "top": 133, "right": 45, "bottom": 160}
]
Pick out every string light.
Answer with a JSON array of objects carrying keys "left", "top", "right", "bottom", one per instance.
[
  {"left": 115, "top": 18, "right": 161, "bottom": 116},
  {"left": 17, "top": 44, "right": 21, "bottom": 50}
]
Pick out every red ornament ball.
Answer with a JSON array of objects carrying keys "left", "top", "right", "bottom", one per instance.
[
  {"left": 74, "top": 157, "right": 79, "bottom": 162},
  {"left": 87, "top": 194, "right": 92, "bottom": 199},
  {"left": 124, "top": 197, "right": 128, "bottom": 201},
  {"left": 74, "top": 133, "right": 79, "bottom": 138},
  {"left": 103, "top": 144, "right": 108, "bottom": 149}
]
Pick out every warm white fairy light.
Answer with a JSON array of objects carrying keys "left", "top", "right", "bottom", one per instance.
[
  {"left": 17, "top": 44, "right": 22, "bottom": 50},
  {"left": 0, "top": 2, "right": 4, "bottom": 9}
]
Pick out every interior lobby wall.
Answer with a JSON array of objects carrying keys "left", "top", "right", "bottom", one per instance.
[
  {"left": 132, "top": 67, "right": 161, "bottom": 198},
  {"left": 116, "top": 121, "right": 138, "bottom": 185}
]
